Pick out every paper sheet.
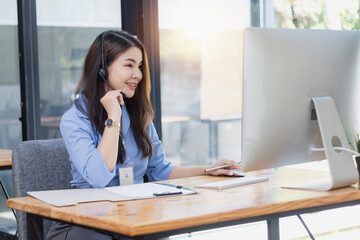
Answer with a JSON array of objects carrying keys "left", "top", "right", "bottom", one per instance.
[
  {"left": 104, "top": 182, "right": 195, "bottom": 198},
  {"left": 27, "top": 188, "right": 132, "bottom": 207}
]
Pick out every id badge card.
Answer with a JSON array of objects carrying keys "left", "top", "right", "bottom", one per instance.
[{"left": 119, "top": 161, "right": 134, "bottom": 186}]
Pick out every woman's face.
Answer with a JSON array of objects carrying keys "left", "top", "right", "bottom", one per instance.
[{"left": 107, "top": 46, "right": 143, "bottom": 98}]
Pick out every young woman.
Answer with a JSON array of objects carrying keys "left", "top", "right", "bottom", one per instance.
[{"left": 46, "top": 30, "right": 240, "bottom": 240}]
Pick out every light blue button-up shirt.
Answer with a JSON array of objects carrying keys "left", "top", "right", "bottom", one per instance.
[{"left": 60, "top": 94, "right": 174, "bottom": 189}]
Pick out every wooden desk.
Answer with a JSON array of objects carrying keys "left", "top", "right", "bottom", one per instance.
[
  {"left": 7, "top": 167, "right": 360, "bottom": 240},
  {"left": 0, "top": 149, "right": 12, "bottom": 170}
]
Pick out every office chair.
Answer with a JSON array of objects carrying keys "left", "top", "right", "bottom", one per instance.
[{"left": 11, "top": 138, "right": 72, "bottom": 240}]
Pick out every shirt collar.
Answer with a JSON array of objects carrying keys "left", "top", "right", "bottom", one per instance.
[{"left": 73, "top": 93, "right": 89, "bottom": 118}]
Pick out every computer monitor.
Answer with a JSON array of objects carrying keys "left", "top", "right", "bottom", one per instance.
[{"left": 241, "top": 28, "right": 360, "bottom": 190}]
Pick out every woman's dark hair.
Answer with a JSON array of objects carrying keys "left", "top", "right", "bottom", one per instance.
[{"left": 74, "top": 30, "right": 154, "bottom": 163}]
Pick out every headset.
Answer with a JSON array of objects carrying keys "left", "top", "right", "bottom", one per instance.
[
  {"left": 98, "top": 31, "right": 119, "bottom": 92},
  {"left": 98, "top": 31, "right": 129, "bottom": 98}
]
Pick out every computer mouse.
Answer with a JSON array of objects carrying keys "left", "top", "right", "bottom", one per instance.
[{"left": 229, "top": 169, "right": 247, "bottom": 177}]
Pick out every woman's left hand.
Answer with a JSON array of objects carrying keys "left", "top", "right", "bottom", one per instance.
[{"left": 205, "top": 159, "right": 241, "bottom": 176}]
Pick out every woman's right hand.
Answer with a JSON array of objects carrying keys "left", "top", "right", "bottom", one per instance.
[{"left": 100, "top": 90, "right": 125, "bottom": 121}]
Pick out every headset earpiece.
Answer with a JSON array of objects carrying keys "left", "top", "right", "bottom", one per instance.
[
  {"left": 98, "top": 68, "right": 107, "bottom": 82},
  {"left": 97, "top": 31, "right": 118, "bottom": 91}
]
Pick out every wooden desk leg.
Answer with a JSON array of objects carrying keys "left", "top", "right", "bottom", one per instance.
[
  {"left": 27, "top": 213, "right": 43, "bottom": 240},
  {"left": 267, "top": 218, "right": 280, "bottom": 240}
]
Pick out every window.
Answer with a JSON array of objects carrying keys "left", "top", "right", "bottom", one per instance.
[
  {"left": 159, "top": 0, "right": 360, "bottom": 167},
  {"left": 0, "top": 0, "right": 20, "bottom": 235},
  {"left": 0, "top": 1, "right": 21, "bottom": 149},
  {"left": 159, "top": 0, "right": 250, "bottom": 166},
  {"left": 36, "top": 0, "right": 122, "bottom": 139}
]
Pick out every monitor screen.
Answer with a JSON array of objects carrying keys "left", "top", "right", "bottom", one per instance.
[{"left": 241, "top": 28, "right": 360, "bottom": 176}]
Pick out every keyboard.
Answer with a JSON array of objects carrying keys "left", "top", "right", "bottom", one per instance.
[{"left": 195, "top": 176, "right": 269, "bottom": 190}]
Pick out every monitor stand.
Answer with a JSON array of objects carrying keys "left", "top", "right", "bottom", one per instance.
[{"left": 282, "top": 96, "right": 359, "bottom": 191}]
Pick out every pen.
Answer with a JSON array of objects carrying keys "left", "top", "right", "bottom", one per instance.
[
  {"left": 153, "top": 191, "right": 183, "bottom": 197},
  {"left": 204, "top": 164, "right": 232, "bottom": 173},
  {"left": 204, "top": 162, "right": 241, "bottom": 173}
]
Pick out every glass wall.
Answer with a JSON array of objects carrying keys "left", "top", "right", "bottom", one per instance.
[
  {"left": 36, "top": 0, "right": 122, "bottom": 139},
  {"left": 0, "top": 0, "right": 20, "bottom": 235},
  {"left": 159, "top": 0, "right": 360, "bottom": 168},
  {"left": 159, "top": 1, "right": 360, "bottom": 239},
  {"left": 0, "top": 1, "right": 21, "bottom": 150},
  {"left": 159, "top": 0, "right": 251, "bottom": 166}
]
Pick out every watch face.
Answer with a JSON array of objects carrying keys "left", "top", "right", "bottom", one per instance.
[{"left": 105, "top": 119, "right": 113, "bottom": 127}]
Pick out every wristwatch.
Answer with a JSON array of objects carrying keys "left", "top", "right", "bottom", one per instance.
[{"left": 104, "top": 119, "right": 120, "bottom": 128}]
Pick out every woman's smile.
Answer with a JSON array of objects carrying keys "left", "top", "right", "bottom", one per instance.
[{"left": 126, "top": 81, "right": 138, "bottom": 90}]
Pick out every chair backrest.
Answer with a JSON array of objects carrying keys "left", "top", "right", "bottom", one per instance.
[{"left": 12, "top": 138, "right": 72, "bottom": 240}]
